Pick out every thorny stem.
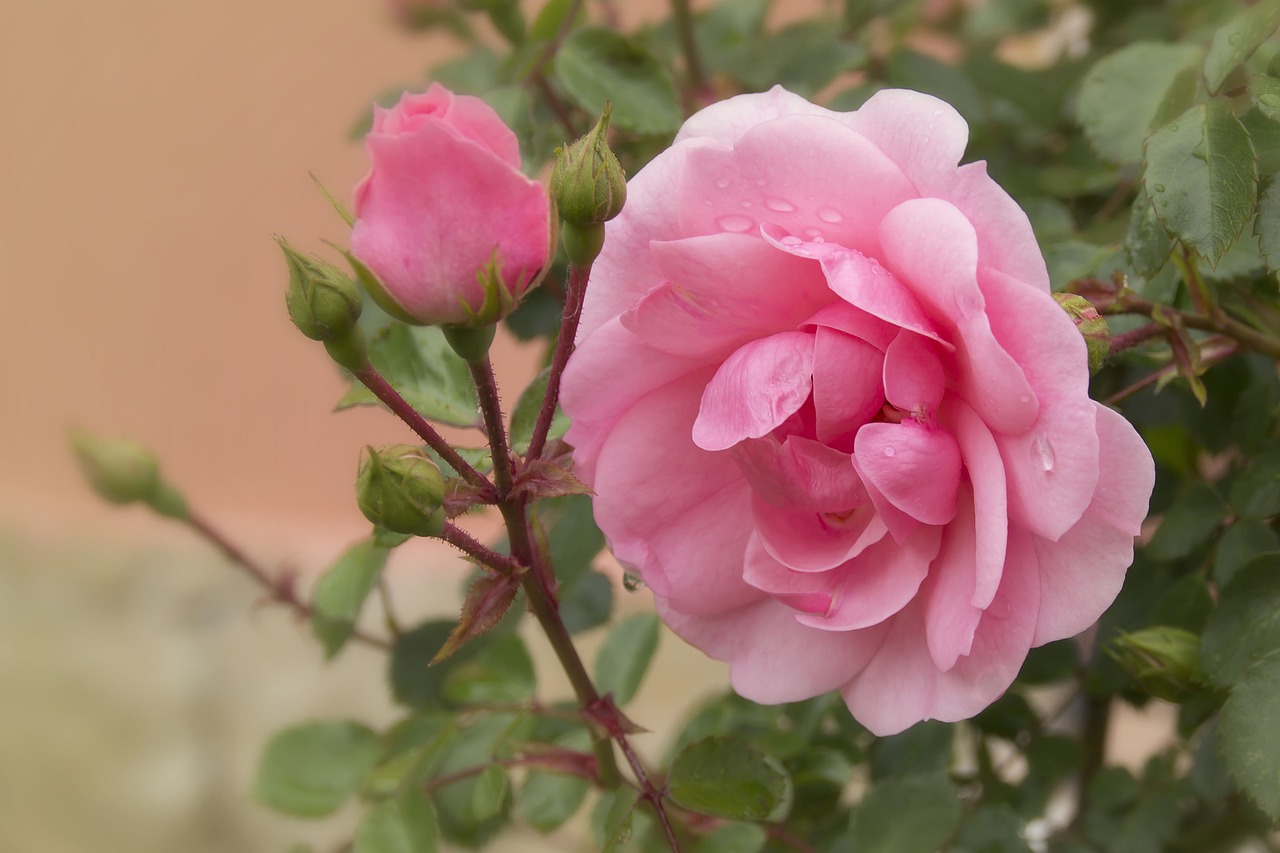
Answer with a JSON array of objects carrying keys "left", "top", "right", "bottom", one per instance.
[
  {"left": 526, "top": 261, "right": 591, "bottom": 461},
  {"left": 352, "top": 362, "right": 494, "bottom": 493},
  {"left": 1107, "top": 323, "right": 1163, "bottom": 356},
  {"left": 422, "top": 752, "right": 598, "bottom": 793},
  {"left": 670, "top": 0, "right": 705, "bottom": 95},
  {"left": 438, "top": 522, "right": 525, "bottom": 574},
  {"left": 185, "top": 510, "right": 391, "bottom": 650},
  {"left": 1100, "top": 292, "right": 1280, "bottom": 361}
]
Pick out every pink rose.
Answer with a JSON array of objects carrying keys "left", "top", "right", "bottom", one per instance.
[
  {"left": 351, "top": 84, "right": 551, "bottom": 326},
  {"left": 560, "top": 87, "right": 1154, "bottom": 735}
]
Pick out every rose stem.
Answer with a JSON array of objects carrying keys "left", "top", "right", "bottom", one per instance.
[
  {"left": 1102, "top": 293, "right": 1280, "bottom": 360},
  {"left": 670, "top": 0, "right": 705, "bottom": 94},
  {"left": 1103, "top": 338, "right": 1238, "bottom": 406},
  {"left": 438, "top": 521, "right": 525, "bottom": 574},
  {"left": 468, "top": 355, "right": 625, "bottom": 790},
  {"left": 1106, "top": 323, "right": 1163, "bottom": 357},
  {"left": 185, "top": 509, "right": 391, "bottom": 650},
  {"left": 352, "top": 361, "right": 495, "bottom": 494},
  {"left": 525, "top": 260, "right": 591, "bottom": 461}
]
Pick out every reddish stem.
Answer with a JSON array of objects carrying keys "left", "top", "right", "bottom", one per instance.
[{"left": 526, "top": 261, "right": 590, "bottom": 462}]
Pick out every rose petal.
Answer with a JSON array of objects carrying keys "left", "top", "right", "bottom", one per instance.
[
  {"left": 943, "top": 161, "right": 1050, "bottom": 292},
  {"left": 693, "top": 331, "right": 816, "bottom": 452},
  {"left": 878, "top": 198, "right": 1039, "bottom": 436},
  {"left": 939, "top": 397, "right": 1008, "bottom": 609},
  {"left": 843, "top": 89, "right": 969, "bottom": 195},
  {"left": 801, "top": 301, "right": 898, "bottom": 351},
  {"left": 674, "top": 84, "right": 831, "bottom": 146},
  {"left": 742, "top": 533, "right": 841, "bottom": 614},
  {"left": 813, "top": 327, "right": 885, "bottom": 448},
  {"left": 754, "top": 495, "right": 888, "bottom": 572},
  {"left": 883, "top": 330, "right": 946, "bottom": 413},
  {"left": 854, "top": 421, "right": 961, "bottom": 526},
  {"left": 733, "top": 435, "right": 866, "bottom": 512},
  {"left": 921, "top": 488, "right": 983, "bottom": 670}
]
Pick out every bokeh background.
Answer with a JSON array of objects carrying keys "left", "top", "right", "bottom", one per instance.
[{"left": 0, "top": 1, "right": 1172, "bottom": 851}]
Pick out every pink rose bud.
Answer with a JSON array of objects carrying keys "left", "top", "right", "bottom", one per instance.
[
  {"left": 350, "top": 84, "right": 552, "bottom": 328},
  {"left": 1052, "top": 293, "right": 1111, "bottom": 375}
]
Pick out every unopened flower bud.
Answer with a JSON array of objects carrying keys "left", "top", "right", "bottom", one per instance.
[
  {"left": 551, "top": 104, "right": 627, "bottom": 228},
  {"left": 356, "top": 445, "right": 446, "bottom": 537},
  {"left": 69, "top": 430, "right": 189, "bottom": 519},
  {"left": 1053, "top": 293, "right": 1111, "bottom": 375},
  {"left": 1110, "top": 626, "right": 1201, "bottom": 702},
  {"left": 279, "top": 238, "right": 363, "bottom": 342}
]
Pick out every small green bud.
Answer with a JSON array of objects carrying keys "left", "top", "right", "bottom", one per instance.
[
  {"left": 69, "top": 430, "right": 189, "bottom": 519},
  {"left": 356, "top": 445, "right": 447, "bottom": 537},
  {"left": 1110, "top": 626, "right": 1202, "bottom": 702},
  {"left": 1053, "top": 293, "right": 1111, "bottom": 374},
  {"left": 279, "top": 238, "right": 363, "bottom": 342},
  {"left": 551, "top": 104, "right": 627, "bottom": 228}
]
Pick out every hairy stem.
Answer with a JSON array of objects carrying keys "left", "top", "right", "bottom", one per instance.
[
  {"left": 353, "top": 362, "right": 494, "bottom": 493},
  {"left": 438, "top": 522, "right": 525, "bottom": 574},
  {"left": 526, "top": 261, "right": 590, "bottom": 461}
]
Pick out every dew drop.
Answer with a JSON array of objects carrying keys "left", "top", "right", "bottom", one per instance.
[
  {"left": 765, "top": 197, "right": 796, "bottom": 212},
  {"left": 1153, "top": 184, "right": 1166, "bottom": 192},
  {"left": 817, "top": 207, "right": 844, "bottom": 223},
  {"left": 717, "top": 214, "right": 754, "bottom": 233},
  {"left": 932, "top": 108, "right": 944, "bottom": 116},
  {"left": 1018, "top": 393, "right": 1032, "bottom": 405},
  {"left": 754, "top": 178, "right": 768, "bottom": 187},
  {"left": 779, "top": 235, "right": 803, "bottom": 247},
  {"left": 714, "top": 176, "right": 731, "bottom": 189},
  {"left": 1229, "top": 32, "right": 1243, "bottom": 45},
  {"left": 804, "top": 228, "right": 824, "bottom": 241},
  {"left": 1031, "top": 433, "right": 1055, "bottom": 472},
  {"left": 882, "top": 446, "right": 896, "bottom": 457},
  {"left": 740, "top": 200, "right": 754, "bottom": 209}
]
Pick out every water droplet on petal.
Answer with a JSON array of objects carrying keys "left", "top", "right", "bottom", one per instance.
[
  {"left": 1031, "top": 433, "right": 1055, "bottom": 472},
  {"left": 740, "top": 200, "right": 754, "bottom": 209},
  {"left": 933, "top": 108, "right": 944, "bottom": 116},
  {"left": 780, "top": 235, "right": 803, "bottom": 247},
  {"left": 1018, "top": 393, "right": 1032, "bottom": 405},
  {"left": 717, "top": 214, "right": 754, "bottom": 233},
  {"left": 817, "top": 207, "right": 843, "bottom": 223},
  {"left": 714, "top": 176, "right": 731, "bottom": 189},
  {"left": 754, "top": 178, "right": 768, "bottom": 187},
  {"left": 765, "top": 197, "right": 796, "bottom": 212},
  {"left": 882, "top": 446, "right": 896, "bottom": 457}
]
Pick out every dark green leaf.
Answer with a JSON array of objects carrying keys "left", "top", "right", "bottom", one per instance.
[
  {"left": 1018, "top": 640, "right": 1079, "bottom": 685},
  {"left": 594, "top": 613, "right": 661, "bottom": 705},
  {"left": 694, "top": 823, "right": 767, "bottom": 853},
  {"left": 389, "top": 620, "right": 486, "bottom": 710},
  {"left": 886, "top": 49, "right": 984, "bottom": 123},
  {"left": 354, "top": 786, "right": 439, "bottom": 853},
  {"left": 337, "top": 325, "right": 480, "bottom": 428},
  {"left": 1145, "top": 481, "right": 1226, "bottom": 561},
  {"left": 869, "top": 720, "right": 953, "bottom": 780},
  {"left": 529, "top": 0, "right": 582, "bottom": 42},
  {"left": 1229, "top": 441, "right": 1280, "bottom": 518},
  {"left": 849, "top": 772, "right": 961, "bottom": 853},
  {"left": 1076, "top": 42, "right": 1203, "bottom": 165},
  {"left": 721, "top": 22, "right": 866, "bottom": 97},
  {"left": 1204, "top": 1, "right": 1280, "bottom": 95},
  {"left": 973, "top": 692, "right": 1038, "bottom": 739},
  {"left": 504, "top": 286, "right": 564, "bottom": 341},
  {"left": 1257, "top": 176, "right": 1280, "bottom": 273},
  {"left": 555, "top": 28, "right": 682, "bottom": 134},
  {"left": 1215, "top": 519, "right": 1280, "bottom": 585},
  {"left": 431, "top": 714, "right": 523, "bottom": 845},
  {"left": 541, "top": 494, "right": 605, "bottom": 585},
  {"left": 442, "top": 633, "right": 536, "bottom": 704},
  {"left": 1219, "top": 651, "right": 1280, "bottom": 820},
  {"left": 510, "top": 367, "right": 570, "bottom": 455},
  {"left": 559, "top": 568, "right": 613, "bottom": 634},
  {"left": 668, "top": 736, "right": 793, "bottom": 821},
  {"left": 1126, "top": 190, "right": 1174, "bottom": 279},
  {"left": 1144, "top": 102, "right": 1258, "bottom": 266},
  {"left": 310, "top": 541, "right": 389, "bottom": 659},
  {"left": 951, "top": 805, "right": 1033, "bottom": 853},
  {"left": 253, "top": 721, "right": 381, "bottom": 817},
  {"left": 591, "top": 789, "right": 641, "bottom": 852},
  {"left": 1200, "top": 556, "right": 1280, "bottom": 687},
  {"left": 519, "top": 768, "right": 589, "bottom": 833}
]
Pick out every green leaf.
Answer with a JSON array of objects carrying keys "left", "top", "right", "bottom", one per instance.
[
  {"left": 1076, "top": 42, "right": 1204, "bottom": 165},
  {"left": 510, "top": 367, "right": 570, "bottom": 455},
  {"left": 541, "top": 494, "right": 605, "bottom": 585},
  {"left": 693, "top": 822, "right": 768, "bottom": 853},
  {"left": 1144, "top": 102, "right": 1258, "bottom": 266},
  {"left": 253, "top": 721, "right": 382, "bottom": 817},
  {"left": 555, "top": 28, "right": 682, "bottom": 134},
  {"left": 1229, "top": 441, "right": 1280, "bottom": 518},
  {"left": 869, "top": 720, "right": 953, "bottom": 780},
  {"left": 1200, "top": 556, "right": 1280, "bottom": 687},
  {"left": 470, "top": 765, "right": 509, "bottom": 823},
  {"left": 951, "top": 805, "right": 1033, "bottom": 853},
  {"left": 1249, "top": 74, "right": 1280, "bottom": 123},
  {"left": 1145, "top": 481, "right": 1227, "bottom": 561},
  {"left": 338, "top": 325, "right": 480, "bottom": 428},
  {"left": 591, "top": 789, "right": 641, "bottom": 852},
  {"left": 721, "top": 21, "right": 866, "bottom": 97},
  {"left": 1125, "top": 190, "right": 1174, "bottom": 279},
  {"left": 1219, "top": 651, "right": 1280, "bottom": 820},
  {"left": 389, "top": 620, "right": 487, "bottom": 710},
  {"left": 1018, "top": 639, "right": 1079, "bottom": 685},
  {"left": 310, "top": 541, "right": 389, "bottom": 659},
  {"left": 529, "top": 0, "right": 582, "bottom": 42},
  {"left": 442, "top": 633, "right": 536, "bottom": 705},
  {"left": 519, "top": 736, "right": 591, "bottom": 834},
  {"left": 886, "top": 49, "right": 984, "bottom": 123},
  {"left": 559, "top": 568, "right": 613, "bottom": 634},
  {"left": 849, "top": 772, "right": 961, "bottom": 853},
  {"left": 667, "top": 736, "right": 793, "bottom": 821},
  {"left": 354, "top": 787, "right": 439, "bottom": 853},
  {"left": 1257, "top": 176, "right": 1280, "bottom": 273},
  {"left": 1204, "top": 1, "right": 1280, "bottom": 95},
  {"left": 1215, "top": 519, "right": 1280, "bottom": 585},
  {"left": 594, "top": 613, "right": 661, "bottom": 705},
  {"left": 431, "top": 714, "right": 523, "bottom": 845}
]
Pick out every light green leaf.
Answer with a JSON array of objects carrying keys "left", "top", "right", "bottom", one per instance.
[
  {"left": 1199, "top": 556, "right": 1280, "bottom": 687},
  {"left": 850, "top": 772, "right": 961, "bottom": 853},
  {"left": 668, "top": 736, "right": 793, "bottom": 821},
  {"left": 555, "top": 28, "right": 683, "bottom": 134},
  {"left": 592, "top": 789, "right": 640, "bottom": 852},
  {"left": 1204, "top": 1, "right": 1280, "bottom": 94},
  {"left": 338, "top": 325, "right": 480, "bottom": 428},
  {"left": 1249, "top": 74, "right": 1280, "bottom": 123},
  {"left": 431, "top": 714, "right": 523, "bottom": 846},
  {"left": 519, "top": 740, "right": 590, "bottom": 834},
  {"left": 1076, "top": 42, "right": 1204, "bottom": 165},
  {"left": 442, "top": 633, "right": 536, "bottom": 705},
  {"left": 722, "top": 22, "right": 866, "bottom": 97},
  {"left": 253, "top": 721, "right": 382, "bottom": 817},
  {"left": 529, "top": 0, "right": 583, "bottom": 42},
  {"left": 510, "top": 367, "right": 570, "bottom": 455},
  {"left": 1257, "top": 176, "right": 1280, "bottom": 273},
  {"left": 354, "top": 787, "right": 439, "bottom": 853},
  {"left": 952, "top": 805, "right": 1033, "bottom": 853},
  {"left": 1144, "top": 102, "right": 1258, "bottom": 265},
  {"left": 1219, "top": 652, "right": 1280, "bottom": 820},
  {"left": 311, "top": 541, "right": 390, "bottom": 659},
  {"left": 594, "top": 613, "right": 661, "bottom": 705},
  {"left": 470, "top": 765, "right": 509, "bottom": 823}
]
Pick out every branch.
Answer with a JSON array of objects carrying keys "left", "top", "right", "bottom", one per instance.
[{"left": 526, "top": 261, "right": 590, "bottom": 461}]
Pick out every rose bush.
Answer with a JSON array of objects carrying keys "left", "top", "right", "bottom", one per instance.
[
  {"left": 351, "top": 84, "right": 551, "bottom": 327},
  {"left": 560, "top": 86, "right": 1155, "bottom": 735}
]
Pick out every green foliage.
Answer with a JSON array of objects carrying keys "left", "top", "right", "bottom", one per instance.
[
  {"left": 668, "top": 736, "right": 794, "bottom": 821},
  {"left": 850, "top": 772, "right": 962, "bottom": 853},
  {"left": 354, "top": 787, "right": 439, "bottom": 853},
  {"left": 510, "top": 366, "right": 571, "bottom": 455},
  {"left": 253, "top": 721, "right": 382, "bottom": 817},
  {"left": 310, "top": 540, "right": 390, "bottom": 658},
  {"left": 1219, "top": 652, "right": 1280, "bottom": 820},
  {"left": 338, "top": 324, "right": 480, "bottom": 428},
  {"left": 593, "top": 613, "right": 661, "bottom": 705},
  {"left": 555, "top": 28, "right": 682, "bottom": 135}
]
